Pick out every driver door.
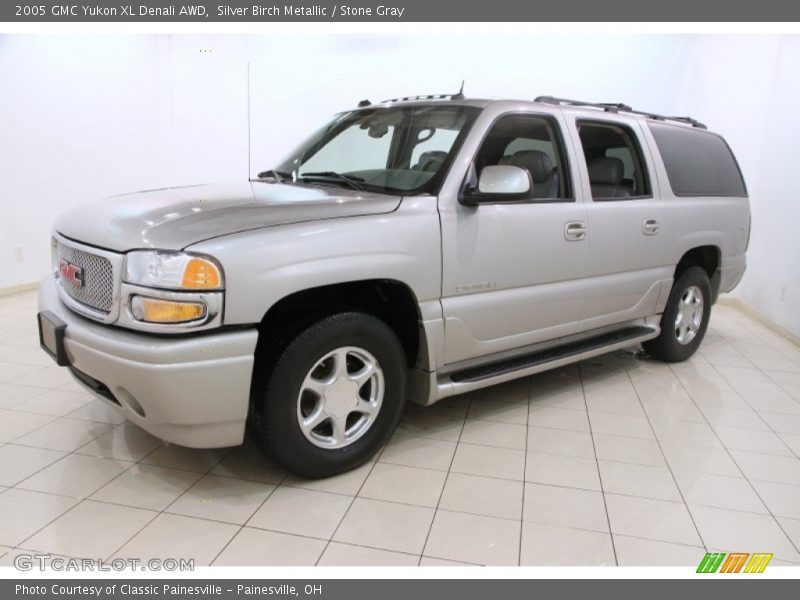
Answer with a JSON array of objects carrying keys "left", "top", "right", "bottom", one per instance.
[{"left": 439, "top": 110, "right": 589, "bottom": 365}]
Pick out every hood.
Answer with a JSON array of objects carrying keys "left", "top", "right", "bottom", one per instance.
[{"left": 54, "top": 182, "right": 402, "bottom": 252}]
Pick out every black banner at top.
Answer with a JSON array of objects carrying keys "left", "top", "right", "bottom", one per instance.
[{"left": 3, "top": 0, "right": 800, "bottom": 22}]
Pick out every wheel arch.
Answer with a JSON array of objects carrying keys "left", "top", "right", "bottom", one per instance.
[
  {"left": 674, "top": 245, "right": 722, "bottom": 302},
  {"left": 252, "top": 279, "right": 427, "bottom": 379}
]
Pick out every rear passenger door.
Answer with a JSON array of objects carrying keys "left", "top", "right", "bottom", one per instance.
[{"left": 565, "top": 116, "right": 670, "bottom": 330}]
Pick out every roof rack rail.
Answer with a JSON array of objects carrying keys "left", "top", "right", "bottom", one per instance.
[
  {"left": 381, "top": 93, "right": 465, "bottom": 103},
  {"left": 534, "top": 95, "right": 707, "bottom": 129},
  {"left": 383, "top": 81, "right": 466, "bottom": 104}
]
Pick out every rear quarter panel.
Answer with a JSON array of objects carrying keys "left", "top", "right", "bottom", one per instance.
[{"left": 638, "top": 124, "right": 750, "bottom": 295}]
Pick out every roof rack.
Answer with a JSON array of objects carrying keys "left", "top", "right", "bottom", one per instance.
[
  {"left": 381, "top": 92, "right": 465, "bottom": 103},
  {"left": 534, "top": 96, "right": 707, "bottom": 129},
  {"left": 382, "top": 82, "right": 466, "bottom": 104}
]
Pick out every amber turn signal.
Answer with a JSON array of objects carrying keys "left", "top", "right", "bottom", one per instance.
[
  {"left": 182, "top": 257, "right": 222, "bottom": 289},
  {"left": 130, "top": 296, "right": 206, "bottom": 324}
]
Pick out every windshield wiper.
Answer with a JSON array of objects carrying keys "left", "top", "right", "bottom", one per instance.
[
  {"left": 298, "top": 171, "right": 365, "bottom": 191},
  {"left": 256, "top": 169, "right": 292, "bottom": 183}
]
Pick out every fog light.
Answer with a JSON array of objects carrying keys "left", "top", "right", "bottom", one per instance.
[{"left": 130, "top": 296, "right": 206, "bottom": 323}]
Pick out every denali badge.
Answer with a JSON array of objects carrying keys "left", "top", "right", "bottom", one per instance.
[
  {"left": 59, "top": 259, "right": 84, "bottom": 288},
  {"left": 455, "top": 281, "right": 497, "bottom": 294}
]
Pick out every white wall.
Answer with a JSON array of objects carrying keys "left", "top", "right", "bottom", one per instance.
[
  {"left": 0, "top": 35, "right": 247, "bottom": 290},
  {"left": 0, "top": 36, "right": 165, "bottom": 290},
  {"left": 1, "top": 34, "right": 797, "bottom": 335},
  {"left": 673, "top": 36, "right": 800, "bottom": 338},
  {"left": 246, "top": 34, "right": 693, "bottom": 171}
]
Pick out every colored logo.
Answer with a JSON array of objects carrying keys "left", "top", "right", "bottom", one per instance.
[
  {"left": 697, "top": 552, "right": 773, "bottom": 573},
  {"left": 59, "top": 259, "right": 84, "bottom": 288}
]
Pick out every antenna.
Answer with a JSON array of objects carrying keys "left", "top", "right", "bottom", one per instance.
[{"left": 453, "top": 80, "right": 465, "bottom": 100}]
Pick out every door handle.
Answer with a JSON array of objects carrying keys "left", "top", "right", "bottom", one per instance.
[
  {"left": 643, "top": 218, "right": 660, "bottom": 236},
  {"left": 564, "top": 221, "right": 587, "bottom": 241}
]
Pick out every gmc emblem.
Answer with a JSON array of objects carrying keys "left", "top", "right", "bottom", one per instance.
[{"left": 59, "top": 259, "right": 84, "bottom": 288}]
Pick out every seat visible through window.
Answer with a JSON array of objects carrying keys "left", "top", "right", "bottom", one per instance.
[
  {"left": 412, "top": 150, "right": 448, "bottom": 172},
  {"left": 470, "top": 114, "right": 571, "bottom": 201},
  {"left": 499, "top": 150, "right": 559, "bottom": 199},
  {"left": 577, "top": 121, "right": 651, "bottom": 200},
  {"left": 588, "top": 157, "right": 631, "bottom": 199}
]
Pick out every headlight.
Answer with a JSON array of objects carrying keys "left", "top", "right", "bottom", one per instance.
[{"left": 124, "top": 251, "right": 223, "bottom": 290}]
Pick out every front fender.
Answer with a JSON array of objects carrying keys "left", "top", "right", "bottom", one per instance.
[{"left": 188, "top": 197, "right": 442, "bottom": 327}]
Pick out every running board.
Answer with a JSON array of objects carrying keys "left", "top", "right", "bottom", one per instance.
[{"left": 437, "top": 325, "right": 659, "bottom": 399}]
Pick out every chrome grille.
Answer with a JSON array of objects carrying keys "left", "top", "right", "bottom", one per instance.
[{"left": 56, "top": 241, "right": 114, "bottom": 313}]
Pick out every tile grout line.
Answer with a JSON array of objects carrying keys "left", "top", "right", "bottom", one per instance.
[
  {"left": 4, "top": 434, "right": 128, "bottom": 492},
  {"left": 3, "top": 504, "right": 729, "bottom": 568},
  {"left": 312, "top": 455, "right": 383, "bottom": 566},
  {"left": 5, "top": 412, "right": 488, "bottom": 453},
  {"left": 87, "top": 441, "right": 216, "bottom": 562},
  {"left": 703, "top": 362, "right": 800, "bottom": 461},
  {"left": 517, "top": 377, "right": 532, "bottom": 566},
  {"left": 722, "top": 305, "right": 800, "bottom": 367},
  {"left": 0, "top": 382, "right": 51, "bottom": 411},
  {"left": 18, "top": 472, "right": 783, "bottom": 521},
  {"left": 579, "top": 363, "right": 618, "bottom": 566},
  {"left": 4, "top": 419, "right": 155, "bottom": 494},
  {"left": 4, "top": 391, "right": 166, "bottom": 464},
  {"left": 3, "top": 418, "right": 157, "bottom": 555},
  {"left": 375, "top": 422, "right": 717, "bottom": 454},
  {"left": 102, "top": 445, "right": 239, "bottom": 562},
  {"left": 624, "top": 361, "right": 708, "bottom": 553},
  {"left": 9, "top": 426, "right": 224, "bottom": 563},
  {"left": 207, "top": 468, "right": 288, "bottom": 567},
  {"left": 4, "top": 424, "right": 800, "bottom": 523},
  {"left": 415, "top": 395, "right": 471, "bottom": 566},
  {"left": 704, "top": 323, "right": 800, "bottom": 373},
  {"left": 699, "top": 335, "right": 769, "bottom": 372},
  {"left": 3, "top": 501, "right": 90, "bottom": 559},
  {"left": 9, "top": 416, "right": 171, "bottom": 500},
  {"left": 672, "top": 362, "right": 800, "bottom": 555}
]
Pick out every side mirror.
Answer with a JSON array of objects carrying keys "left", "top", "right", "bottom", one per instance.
[{"left": 461, "top": 165, "right": 533, "bottom": 205}]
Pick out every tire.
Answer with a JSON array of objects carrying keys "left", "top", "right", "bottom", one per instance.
[
  {"left": 249, "top": 311, "right": 407, "bottom": 478},
  {"left": 643, "top": 266, "right": 712, "bottom": 362}
]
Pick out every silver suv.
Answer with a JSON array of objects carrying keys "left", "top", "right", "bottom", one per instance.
[{"left": 38, "top": 95, "right": 750, "bottom": 477}]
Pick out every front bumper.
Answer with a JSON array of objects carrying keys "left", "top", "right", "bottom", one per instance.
[{"left": 38, "top": 276, "right": 259, "bottom": 448}]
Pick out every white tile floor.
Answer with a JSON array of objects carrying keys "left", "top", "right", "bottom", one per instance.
[{"left": 1, "top": 290, "right": 800, "bottom": 566}]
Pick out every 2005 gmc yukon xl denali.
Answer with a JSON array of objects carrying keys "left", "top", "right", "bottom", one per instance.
[{"left": 38, "top": 95, "right": 750, "bottom": 477}]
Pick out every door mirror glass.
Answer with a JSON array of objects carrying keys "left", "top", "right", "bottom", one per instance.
[
  {"left": 460, "top": 165, "right": 533, "bottom": 205},
  {"left": 478, "top": 165, "right": 532, "bottom": 195}
]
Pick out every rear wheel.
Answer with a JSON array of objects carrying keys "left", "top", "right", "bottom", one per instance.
[
  {"left": 643, "top": 266, "right": 712, "bottom": 362},
  {"left": 249, "top": 311, "right": 407, "bottom": 478}
]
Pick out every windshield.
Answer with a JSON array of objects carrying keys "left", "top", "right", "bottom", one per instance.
[{"left": 271, "top": 105, "right": 480, "bottom": 195}]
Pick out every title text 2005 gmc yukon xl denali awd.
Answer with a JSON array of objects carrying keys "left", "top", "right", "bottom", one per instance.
[{"left": 37, "top": 95, "right": 750, "bottom": 477}]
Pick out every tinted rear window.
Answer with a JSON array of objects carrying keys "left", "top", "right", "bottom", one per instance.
[{"left": 649, "top": 123, "right": 747, "bottom": 197}]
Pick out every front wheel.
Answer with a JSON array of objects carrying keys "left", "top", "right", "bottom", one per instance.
[
  {"left": 249, "top": 312, "right": 407, "bottom": 478},
  {"left": 642, "top": 266, "right": 712, "bottom": 362}
]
